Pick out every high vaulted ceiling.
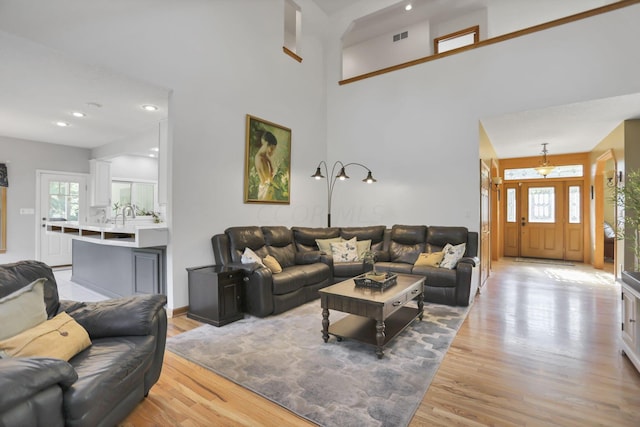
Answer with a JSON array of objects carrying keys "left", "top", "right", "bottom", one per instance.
[{"left": 1, "top": 0, "right": 639, "bottom": 159}]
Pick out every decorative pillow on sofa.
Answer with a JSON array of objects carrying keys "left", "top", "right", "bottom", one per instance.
[
  {"left": 0, "top": 278, "right": 48, "bottom": 341},
  {"left": 316, "top": 237, "right": 343, "bottom": 255},
  {"left": 414, "top": 252, "right": 444, "bottom": 268},
  {"left": 0, "top": 312, "right": 91, "bottom": 361},
  {"left": 356, "top": 239, "right": 372, "bottom": 260},
  {"left": 262, "top": 255, "right": 283, "bottom": 273},
  {"left": 331, "top": 237, "right": 359, "bottom": 263},
  {"left": 241, "top": 247, "right": 265, "bottom": 267},
  {"left": 440, "top": 243, "right": 466, "bottom": 269}
]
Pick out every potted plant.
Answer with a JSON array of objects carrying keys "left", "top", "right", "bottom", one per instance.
[
  {"left": 613, "top": 169, "right": 640, "bottom": 285},
  {"left": 362, "top": 250, "right": 386, "bottom": 281}
]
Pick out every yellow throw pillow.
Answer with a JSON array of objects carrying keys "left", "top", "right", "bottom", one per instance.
[
  {"left": 263, "top": 255, "right": 283, "bottom": 273},
  {"left": 414, "top": 252, "right": 444, "bottom": 267},
  {"left": 0, "top": 312, "right": 91, "bottom": 361}
]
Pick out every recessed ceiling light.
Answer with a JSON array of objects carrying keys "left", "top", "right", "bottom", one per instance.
[
  {"left": 149, "top": 153, "right": 157, "bottom": 158},
  {"left": 142, "top": 104, "right": 159, "bottom": 112},
  {"left": 55, "top": 121, "right": 70, "bottom": 127},
  {"left": 151, "top": 147, "right": 159, "bottom": 152},
  {"left": 71, "top": 111, "right": 86, "bottom": 118},
  {"left": 405, "top": 4, "right": 412, "bottom": 11}
]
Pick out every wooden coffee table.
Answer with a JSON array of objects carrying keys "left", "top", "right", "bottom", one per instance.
[{"left": 319, "top": 273, "right": 424, "bottom": 359}]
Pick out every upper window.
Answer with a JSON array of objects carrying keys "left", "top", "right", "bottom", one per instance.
[
  {"left": 434, "top": 25, "right": 479, "bottom": 54},
  {"left": 283, "top": 0, "right": 302, "bottom": 62},
  {"left": 111, "top": 180, "right": 156, "bottom": 216},
  {"left": 504, "top": 165, "right": 583, "bottom": 181}
]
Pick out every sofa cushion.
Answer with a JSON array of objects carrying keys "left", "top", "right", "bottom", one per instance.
[
  {"left": 426, "top": 226, "right": 469, "bottom": 254},
  {"left": 65, "top": 336, "right": 154, "bottom": 427},
  {"left": 333, "top": 262, "right": 366, "bottom": 278},
  {"left": 271, "top": 269, "right": 306, "bottom": 295},
  {"left": 0, "top": 278, "right": 47, "bottom": 340},
  {"left": 340, "top": 225, "right": 385, "bottom": 243},
  {"left": 374, "top": 261, "right": 414, "bottom": 275},
  {"left": 297, "top": 263, "right": 331, "bottom": 287},
  {"left": 412, "top": 265, "right": 456, "bottom": 287},
  {"left": 226, "top": 227, "right": 268, "bottom": 263},
  {"left": 292, "top": 227, "right": 340, "bottom": 252},
  {"left": 0, "top": 312, "right": 91, "bottom": 362},
  {"left": 263, "top": 226, "right": 296, "bottom": 268},
  {"left": 0, "top": 260, "right": 60, "bottom": 318},
  {"left": 389, "top": 225, "right": 427, "bottom": 264}
]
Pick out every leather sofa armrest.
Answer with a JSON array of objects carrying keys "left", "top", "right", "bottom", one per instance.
[
  {"left": 243, "top": 268, "right": 274, "bottom": 317},
  {"left": 455, "top": 262, "right": 473, "bottom": 306},
  {"left": 227, "top": 261, "right": 264, "bottom": 273},
  {"left": 65, "top": 294, "right": 167, "bottom": 338},
  {"left": 0, "top": 357, "right": 77, "bottom": 412},
  {"left": 458, "top": 256, "right": 479, "bottom": 268}
]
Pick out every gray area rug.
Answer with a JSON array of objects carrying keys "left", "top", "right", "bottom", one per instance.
[{"left": 167, "top": 300, "right": 469, "bottom": 427}]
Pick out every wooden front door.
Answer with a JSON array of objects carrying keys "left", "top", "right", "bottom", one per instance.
[
  {"left": 521, "top": 182, "right": 564, "bottom": 259},
  {"left": 503, "top": 180, "right": 584, "bottom": 261}
]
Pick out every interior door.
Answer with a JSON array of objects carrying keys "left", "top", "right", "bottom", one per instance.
[
  {"left": 520, "top": 182, "right": 564, "bottom": 259},
  {"left": 39, "top": 173, "right": 86, "bottom": 266}
]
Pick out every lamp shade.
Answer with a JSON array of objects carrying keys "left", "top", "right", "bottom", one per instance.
[
  {"left": 311, "top": 167, "right": 325, "bottom": 179},
  {"left": 363, "top": 171, "right": 377, "bottom": 183}
]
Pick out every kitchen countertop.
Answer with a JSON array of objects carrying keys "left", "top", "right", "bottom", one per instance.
[{"left": 45, "top": 221, "right": 168, "bottom": 248}]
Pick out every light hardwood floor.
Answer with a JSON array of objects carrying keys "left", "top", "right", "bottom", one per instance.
[{"left": 121, "top": 259, "right": 640, "bottom": 426}]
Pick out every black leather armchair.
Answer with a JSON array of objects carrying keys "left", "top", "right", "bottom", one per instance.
[{"left": 0, "top": 260, "right": 167, "bottom": 427}]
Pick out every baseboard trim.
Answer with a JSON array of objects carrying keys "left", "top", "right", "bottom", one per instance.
[{"left": 169, "top": 305, "right": 188, "bottom": 318}]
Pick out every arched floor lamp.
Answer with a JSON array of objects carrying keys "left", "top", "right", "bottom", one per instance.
[{"left": 311, "top": 161, "right": 377, "bottom": 227}]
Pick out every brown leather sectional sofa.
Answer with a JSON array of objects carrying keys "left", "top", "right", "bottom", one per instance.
[{"left": 212, "top": 224, "right": 478, "bottom": 317}]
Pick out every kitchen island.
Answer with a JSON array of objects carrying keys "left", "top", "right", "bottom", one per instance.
[{"left": 46, "top": 221, "right": 168, "bottom": 298}]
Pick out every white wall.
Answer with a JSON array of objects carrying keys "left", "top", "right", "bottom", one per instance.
[
  {"left": 325, "top": 3, "right": 640, "bottom": 234},
  {"left": 343, "top": 20, "right": 430, "bottom": 79},
  {"left": 431, "top": 9, "right": 488, "bottom": 42},
  {"left": 487, "top": 0, "right": 616, "bottom": 37},
  {"left": 110, "top": 156, "right": 158, "bottom": 181},
  {"left": 0, "top": 0, "right": 330, "bottom": 309},
  {"left": 0, "top": 135, "right": 89, "bottom": 263}
]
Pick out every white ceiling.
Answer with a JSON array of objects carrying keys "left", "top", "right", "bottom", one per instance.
[
  {"left": 0, "top": 30, "right": 168, "bottom": 152},
  {"left": 1, "top": 1, "right": 639, "bottom": 160},
  {"left": 482, "top": 93, "right": 640, "bottom": 159}
]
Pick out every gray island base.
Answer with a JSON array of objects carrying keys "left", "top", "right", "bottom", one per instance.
[{"left": 71, "top": 239, "right": 166, "bottom": 298}]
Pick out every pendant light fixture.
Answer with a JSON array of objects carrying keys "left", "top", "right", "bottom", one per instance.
[{"left": 534, "top": 143, "right": 555, "bottom": 177}]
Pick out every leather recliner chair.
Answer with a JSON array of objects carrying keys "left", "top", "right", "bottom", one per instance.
[{"left": 0, "top": 260, "right": 167, "bottom": 427}]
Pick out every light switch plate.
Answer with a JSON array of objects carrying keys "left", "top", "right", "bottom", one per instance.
[{"left": 19, "top": 208, "right": 35, "bottom": 215}]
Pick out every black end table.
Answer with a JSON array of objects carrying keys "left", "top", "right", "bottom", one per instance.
[{"left": 186, "top": 265, "right": 244, "bottom": 326}]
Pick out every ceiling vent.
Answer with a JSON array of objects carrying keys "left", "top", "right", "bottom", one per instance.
[{"left": 393, "top": 31, "right": 408, "bottom": 42}]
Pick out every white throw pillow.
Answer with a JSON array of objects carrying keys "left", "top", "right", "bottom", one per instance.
[
  {"left": 241, "top": 247, "right": 265, "bottom": 267},
  {"left": 331, "top": 237, "right": 359, "bottom": 263},
  {"left": 0, "top": 278, "right": 48, "bottom": 341},
  {"left": 440, "top": 243, "right": 466, "bottom": 269}
]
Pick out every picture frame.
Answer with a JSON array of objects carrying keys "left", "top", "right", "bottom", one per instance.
[{"left": 244, "top": 115, "right": 291, "bottom": 204}]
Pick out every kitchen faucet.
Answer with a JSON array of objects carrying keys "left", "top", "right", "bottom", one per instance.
[{"left": 120, "top": 204, "right": 136, "bottom": 226}]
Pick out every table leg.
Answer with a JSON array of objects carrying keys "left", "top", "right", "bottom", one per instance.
[
  {"left": 375, "top": 320, "right": 385, "bottom": 359},
  {"left": 418, "top": 291, "right": 424, "bottom": 321},
  {"left": 322, "top": 308, "right": 330, "bottom": 343}
]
